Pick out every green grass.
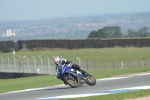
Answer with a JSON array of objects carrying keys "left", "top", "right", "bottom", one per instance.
[
  {"left": 0, "top": 47, "right": 150, "bottom": 61},
  {"left": 0, "top": 74, "right": 61, "bottom": 92}
]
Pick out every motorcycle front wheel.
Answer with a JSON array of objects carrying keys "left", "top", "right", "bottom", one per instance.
[
  {"left": 86, "top": 75, "right": 96, "bottom": 86},
  {"left": 63, "top": 73, "right": 79, "bottom": 88}
]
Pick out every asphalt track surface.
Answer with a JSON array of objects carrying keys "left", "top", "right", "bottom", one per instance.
[{"left": 0, "top": 73, "right": 150, "bottom": 100}]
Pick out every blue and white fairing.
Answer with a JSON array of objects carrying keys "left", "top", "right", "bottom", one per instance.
[{"left": 61, "top": 65, "right": 82, "bottom": 75}]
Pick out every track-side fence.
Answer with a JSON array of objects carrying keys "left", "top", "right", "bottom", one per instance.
[
  {"left": 1, "top": 38, "right": 150, "bottom": 52},
  {"left": 0, "top": 56, "right": 149, "bottom": 75}
]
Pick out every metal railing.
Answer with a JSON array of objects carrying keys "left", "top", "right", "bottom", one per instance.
[{"left": 0, "top": 56, "right": 150, "bottom": 75}]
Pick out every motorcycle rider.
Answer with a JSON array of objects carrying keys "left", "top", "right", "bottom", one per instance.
[{"left": 54, "top": 56, "right": 87, "bottom": 80}]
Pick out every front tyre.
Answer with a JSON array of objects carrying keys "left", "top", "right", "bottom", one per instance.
[
  {"left": 86, "top": 76, "right": 96, "bottom": 86},
  {"left": 63, "top": 74, "right": 79, "bottom": 88}
]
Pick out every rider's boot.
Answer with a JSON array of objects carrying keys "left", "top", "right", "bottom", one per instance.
[
  {"left": 64, "top": 82, "right": 67, "bottom": 85},
  {"left": 60, "top": 78, "right": 67, "bottom": 85}
]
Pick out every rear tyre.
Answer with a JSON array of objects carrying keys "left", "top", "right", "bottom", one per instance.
[{"left": 63, "top": 74, "right": 79, "bottom": 88}]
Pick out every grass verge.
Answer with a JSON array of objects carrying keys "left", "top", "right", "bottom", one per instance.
[{"left": 1, "top": 47, "right": 150, "bottom": 61}]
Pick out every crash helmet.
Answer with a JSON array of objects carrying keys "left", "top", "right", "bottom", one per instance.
[{"left": 54, "top": 56, "right": 62, "bottom": 66}]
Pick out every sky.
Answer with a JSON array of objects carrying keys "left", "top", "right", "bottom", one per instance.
[{"left": 0, "top": 0, "right": 150, "bottom": 22}]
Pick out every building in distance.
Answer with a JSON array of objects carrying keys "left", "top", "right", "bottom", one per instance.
[{"left": 6, "top": 29, "right": 16, "bottom": 36}]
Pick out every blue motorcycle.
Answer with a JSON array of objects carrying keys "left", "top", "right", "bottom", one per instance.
[{"left": 59, "top": 65, "right": 96, "bottom": 88}]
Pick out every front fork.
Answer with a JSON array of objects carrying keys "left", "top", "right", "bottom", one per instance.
[{"left": 79, "top": 74, "right": 89, "bottom": 84}]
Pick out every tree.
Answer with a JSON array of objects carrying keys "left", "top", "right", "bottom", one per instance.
[
  {"left": 108, "top": 26, "right": 122, "bottom": 38},
  {"left": 137, "top": 27, "right": 150, "bottom": 37},
  {"left": 88, "top": 31, "right": 97, "bottom": 38},
  {"left": 88, "top": 26, "right": 123, "bottom": 38},
  {"left": 127, "top": 29, "right": 138, "bottom": 37}
]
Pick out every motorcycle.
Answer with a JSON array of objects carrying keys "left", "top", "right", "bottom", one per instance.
[{"left": 58, "top": 65, "right": 96, "bottom": 88}]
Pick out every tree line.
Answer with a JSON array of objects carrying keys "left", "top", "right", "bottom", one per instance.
[{"left": 88, "top": 26, "right": 150, "bottom": 38}]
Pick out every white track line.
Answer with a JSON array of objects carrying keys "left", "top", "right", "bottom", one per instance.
[{"left": 38, "top": 85, "right": 150, "bottom": 100}]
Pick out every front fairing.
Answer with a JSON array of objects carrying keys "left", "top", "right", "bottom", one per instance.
[
  {"left": 61, "top": 66, "right": 74, "bottom": 75},
  {"left": 61, "top": 65, "right": 82, "bottom": 76}
]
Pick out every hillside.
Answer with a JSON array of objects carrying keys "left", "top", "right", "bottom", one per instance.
[{"left": 0, "top": 12, "right": 150, "bottom": 41}]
